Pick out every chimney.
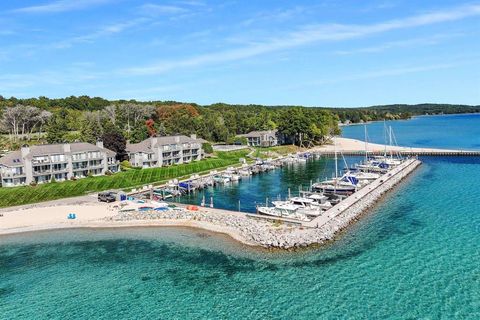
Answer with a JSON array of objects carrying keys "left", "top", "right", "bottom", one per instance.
[
  {"left": 96, "top": 140, "right": 104, "bottom": 149},
  {"left": 63, "top": 143, "right": 71, "bottom": 153},
  {"left": 21, "top": 145, "right": 30, "bottom": 158},
  {"left": 190, "top": 134, "right": 197, "bottom": 140},
  {"left": 151, "top": 137, "right": 158, "bottom": 148},
  {"left": 175, "top": 136, "right": 180, "bottom": 143}
]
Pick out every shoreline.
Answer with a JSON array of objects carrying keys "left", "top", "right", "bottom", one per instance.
[
  {"left": 0, "top": 219, "right": 259, "bottom": 248},
  {"left": 339, "top": 112, "right": 480, "bottom": 127}
]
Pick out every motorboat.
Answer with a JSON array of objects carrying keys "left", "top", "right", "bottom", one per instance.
[
  {"left": 257, "top": 203, "right": 310, "bottom": 221},
  {"left": 213, "top": 175, "right": 230, "bottom": 184}
]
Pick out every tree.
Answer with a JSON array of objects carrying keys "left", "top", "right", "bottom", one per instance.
[
  {"left": 277, "top": 108, "right": 310, "bottom": 146},
  {"left": 102, "top": 131, "right": 127, "bottom": 161},
  {"left": 46, "top": 110, "right": 69, "bottom": 143},
  {"left": 202, "top": 143, "right": 213, "bottom": 154},
  {"left": 80, "top": 111, "right": 104, "bottom": 144},
  {"left": 116, "top": 103, "right": 156, "bottom": 139},
  {"left": 103, "top": 105, "right": 117, "bottom": 125},
  {"left": 0, "top": 105, "right": 51, "bottom": 141},
  {"left": 146, "top": 119, "right": 156, "bottom": 137}
]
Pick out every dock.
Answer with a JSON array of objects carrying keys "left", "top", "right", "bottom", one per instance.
[
  {"left": 313, "top": 137, "right": 480, "bottom": 157},
  {"left": 303, "top": 157, "right": 421, "bottom": 228},
  {"left": 316, "top": 150, "right": 480, "bottom": 156}
]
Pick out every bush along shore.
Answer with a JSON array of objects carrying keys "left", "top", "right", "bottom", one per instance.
[{"left": 107, "top": 159, "right": 421, "bottom": 249}]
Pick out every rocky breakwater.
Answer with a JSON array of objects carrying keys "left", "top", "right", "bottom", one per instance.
[
  {"left": 305, "top": 158, "right": 422, "bottom": 238},
  {"left": 106, "top": 207, "right": 298, "bottom": 248}
]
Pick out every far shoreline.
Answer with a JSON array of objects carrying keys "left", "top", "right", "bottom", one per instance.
[{"left": 339, "top": 112, "right": 480, "bottom": 127}]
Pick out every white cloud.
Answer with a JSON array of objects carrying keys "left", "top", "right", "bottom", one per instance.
[
  {"left": 121, "top": 3, "right": 480, "bottom": 75},
  {"left": 334, "top": 33, "right": 466, "bottom": 55},
  {"left": 11, "top": 0, "right": 111, "bottom": 14},
  {"left": 313, "top": 63, "right": 461, "bottom": 85},
  {"left": 138, "top": 3, "right": 189, "bottom": 16},
  {"left": 241, "top": 6, "right": 307, "bottom": 26},
  {"left": 53, "top": 18, "right": 149, "bottom": 48}
]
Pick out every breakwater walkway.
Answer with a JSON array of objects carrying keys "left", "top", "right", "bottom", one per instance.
[
  {"left": 313, "top": 137, "right": 480, "bottom": 157},
  {"left": 303, "top": 158, "right": 421, "bottom": 229}
]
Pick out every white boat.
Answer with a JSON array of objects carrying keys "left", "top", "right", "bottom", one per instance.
[
  {"left": 271, "top": 197, "right": 326, "bottom": 217},
  {"left": 150, "top": 201, "right": 169, "bottom": 209},
  {"left": 257, "top": 203, "right": 310, "bottom": 221},
  {"left": 307, "top": 194, "right": 333, "bottom": 210},
  {"left": 238, "top": 168, "right": 251, "bottom": 176},
  {"left": 213, "top": 175, "right": 230, "bottom": 184},
  {"left": 223, "top": 168, "right": 241, "bottom": 181}
]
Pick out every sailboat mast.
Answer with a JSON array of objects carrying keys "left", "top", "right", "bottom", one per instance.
[
  {"left": 389, "top": 126, "right": 393, "bottom": 159},
  {"left": 334, "top": 135, "right": 338, "bottom": 193},
  {"left": 364, "top": 124, "right": 368, "bottom": 162},
  {"left": 383, "top": 120, "right": 387, "bottom": 157},
  {"left": 334, "top": 136, "right": 338, "bottom": 179}
]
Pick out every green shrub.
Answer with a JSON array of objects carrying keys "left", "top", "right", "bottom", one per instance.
[
  {"left": 120, "top": 160, "right": 132, "bottom": 171},
  {"left": 202, "top": 143, "right": 213, "bottom": 154}
]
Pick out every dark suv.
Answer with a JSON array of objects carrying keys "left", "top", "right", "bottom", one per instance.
[{"left": 98, "top": 192, "right": 116, "bottom": 203}]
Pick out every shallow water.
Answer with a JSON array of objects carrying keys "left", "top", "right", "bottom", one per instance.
[{"left": 1, "top": 116, "right": 480, "bottom": 319}]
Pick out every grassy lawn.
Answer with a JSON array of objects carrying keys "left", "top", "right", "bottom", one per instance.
[
  {"left": 253, "top": 145, "right": 303, "bottom": 159},
  {"left": 0, "top": 150, "right": 248, "bottom": 208}
]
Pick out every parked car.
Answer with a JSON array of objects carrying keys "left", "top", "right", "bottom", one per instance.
[{"left": 98, "top": 192, "right": 116, "bottom": 203}]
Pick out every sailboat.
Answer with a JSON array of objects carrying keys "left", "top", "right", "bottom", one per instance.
[
  {"left": 347, "top": 124, "right": 381, "bottom": 180},
  {"left": 312, "top": 136, "right": 357, "bottom": 195}
]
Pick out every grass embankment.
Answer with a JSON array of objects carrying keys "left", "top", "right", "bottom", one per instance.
[
  {"left": 253, "top": 145, "right": 304, "bottom": 159},
  {"left": 0, "top": 150, "right": 248, "bottom": 208}
]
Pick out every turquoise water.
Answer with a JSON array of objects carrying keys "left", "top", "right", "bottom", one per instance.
[
  {"left": 2, "top": 116, "right": 480, "bottom": 319},
  {"left": 342, "top": 113, "right": 480, "bottom": 150}
]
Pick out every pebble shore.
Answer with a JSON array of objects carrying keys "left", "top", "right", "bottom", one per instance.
[{"left": 107, "top": 159, "right": 421, "bottom": 249}]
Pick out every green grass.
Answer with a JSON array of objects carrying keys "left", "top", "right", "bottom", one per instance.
[
  {"left": 253, "top": 145, "right": 303, "bottom": 158},
  {"left": 0, "top": 150, "right": 248, "bottom": 208}
]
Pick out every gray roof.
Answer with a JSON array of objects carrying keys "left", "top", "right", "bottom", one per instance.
[
  {"left": 0, "top": 142, "right": 116, "bottom": 167},
  {"left": 126, "top": 135, "right": 203, "bottom": 154},
  {"left": 237, "top": 130, "right": 278, "bottom": 138},
  {"left": 0, "top": 151, "right": 23, "bottom": 167}
]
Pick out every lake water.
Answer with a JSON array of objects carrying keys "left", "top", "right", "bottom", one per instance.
[
  {"left": 172, "top": 156, "right": 364, "bottom": 213},
  {"left": 1, "top": 114, "right": 480, "bottom": 319},
  {"left": 341, "top": 113, "right": 480, "bottom": 150}
]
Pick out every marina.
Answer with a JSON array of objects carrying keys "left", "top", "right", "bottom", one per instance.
[{"left": 108, "top": 128, "right": 425, "bottom": 248}]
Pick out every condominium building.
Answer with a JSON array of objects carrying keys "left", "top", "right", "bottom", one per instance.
[
  {"left": 237, "top": 130, "right": 280, "bottom": 147},
  {"left": 0, "top": 141, "right": 119, "bottom": 187},
  {"left": 126, "top": 135, "right": 204, "bottom": 168}
]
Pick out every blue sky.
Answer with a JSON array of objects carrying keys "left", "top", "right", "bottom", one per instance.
[{"left": 0, "top": 0, "right": 479, "bottom": 107}]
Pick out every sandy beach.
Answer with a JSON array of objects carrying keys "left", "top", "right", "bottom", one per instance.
[
  {"left": 314, "top": 137, "right": 461, "bottom": 153},
  {"left": 0, "top": 203, "right": 255, "bottom": 245}
]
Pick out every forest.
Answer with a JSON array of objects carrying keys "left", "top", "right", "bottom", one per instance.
[{"left": 0, "top": 95, "right": 478, "bottom": 155}]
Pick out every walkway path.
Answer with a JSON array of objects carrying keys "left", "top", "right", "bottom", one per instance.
[{"left": 313, "top": 137, "right": 480, "bottom": 156}]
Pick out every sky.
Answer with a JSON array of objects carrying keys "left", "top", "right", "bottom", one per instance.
[{"left": 0, "top": 0, "right": 479, "bottom": 107}]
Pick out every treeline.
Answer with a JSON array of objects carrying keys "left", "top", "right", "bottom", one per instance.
[
  {"left": 0, "top": 98, "right": 340, "bottom": 153},
  {"left": 0, "top": 96, "right": 478, "bottom": 151},
  {"left": 328, "top": 104, "right": 480, "bottom": 124}
]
